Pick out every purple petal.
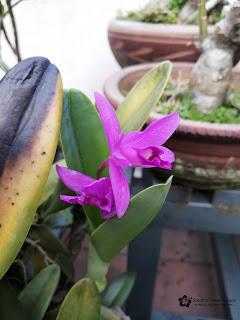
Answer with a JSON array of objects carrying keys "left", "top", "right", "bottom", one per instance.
[
  {"left": 83, "top": 177, "right": 111, "bottom": 197},
  {"left": 137, "top": 146, "right": 175, "bottom": 169},
  {"left": 121, "top": 112, "right": 179, "bottom": 148},
  {"left": 109, "top": 160, "right": 130, "bottom": 218},
  {"left": 101, "top": 210, "right": 117, "bottom": 220},
  {"left": 117, "top": 144, "right": 175, "bottom": 169},
  {"left": 60, "top": 195, "right": 86, "bottom": 205},
  {"left": 58, "top": 167, "right": 117, "bottom": 218},
  {"left": 94, "top": 92, "right": 121, "bottom": 152},
  {"left": 159, "top": 146, "right": 175, "bottom": 163},
  {"left": 56, "top": 165, "right": 94, "bottom": 193},
  {"left": 83, "top": 177, "right": 115, "bottom": 213}
]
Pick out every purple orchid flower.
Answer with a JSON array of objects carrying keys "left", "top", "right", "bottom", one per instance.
[
  {"left": 94, "top": 92, "right": 179, "bottom": 218},
  {"left": 56, "top": 165, "right": 116, "bottom": 219}
]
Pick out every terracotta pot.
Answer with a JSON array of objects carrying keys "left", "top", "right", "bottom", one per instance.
[
  {"left": 104, "top": 62, "right": 240, "bottom": 189},
  {"left": 108, "top": 19, "right": 214, "bottom": 67}
]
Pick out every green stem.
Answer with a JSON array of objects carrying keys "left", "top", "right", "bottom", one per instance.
[
  {"left": 97, "top": 159, "right": 109, "bottom": 178},
  {"left": 100, "top": 306, "right": 121, "bottom": 320},
  {"left": 87, "top": 241, "right": 109, "bottom": 292},
  {"left": 198, "top": 0, "right": 208, "bottom": 45}
]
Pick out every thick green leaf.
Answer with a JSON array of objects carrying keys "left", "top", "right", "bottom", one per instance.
[
  {"left": 87, "top": 242, "right": 109, "bottom": 292},
  {"left": 91, "top": 176, "right": 172, "bottom": 262},
  {"left": 19, "top": 264, "right": 60, "bottom": 320},
  {"left": 102, "top": 272, "right": 136, "bottom": 307},
  {"left": 61, "top": 90, "right": 108, "bottom": 176},
  {"left": 0, "top": 280, "right": 27, "bottom": 320},
  {"left": 55, "top": 253, "right": 74, "bottom": 282},
  {"left": 39, "top": 159, "right": 65, "bottom": 206},
  {"left": 38, "top": 160, "right": 73, "bottom": 219},
  {"left": 38, "top": 180, "right": 72, "bottom": 218},
  {"left": 117, "top": 61, "right": 172, "bottom": 132},
  {"left": 56, "top": 278, "right": 101, "bottom": 320},
  {"left": 61, "top": 90, "right": 109, "bottom": 229},
  {"left": 60, "top": 91, "right": 82, "bottom": 172}
]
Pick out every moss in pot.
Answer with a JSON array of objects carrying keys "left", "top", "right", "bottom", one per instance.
[
  {"left": 118, "top": 0, "right": 223, "bottom": 25},
  {"left": 143, "top": 81, "right": 240, "bottom": 124}
]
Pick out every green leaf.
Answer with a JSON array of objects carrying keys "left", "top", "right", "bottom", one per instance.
[
  {"left": 91, "top": 176, "right": 172, "bottom": 262},
  {"left": 19, "top": 264, "right": 60, "bottom": 320},
  {"left": 61, "top": 90, "right": 108, "bottom": 176},
  {"left": 55, "top": 253, "right": 74, "bottom": 282},
  {"left": 117, "top": 61, "right": 172, "bottom": 132},
  {"left": 102, "top": 272, "right": 136, "bottom": 307},
  {"left": 38, "top": 159, "right": 73, "bottom": 218},
  {"left": 38, "top": 180, "right": 73, "bottom": 219},
  {"left": 0, "top": 280, "right": 27, "bottom": 320},
  {"left": 56, "top": 278, "right": 101, "bottom": 320},
  {"left": 61, "top": 90, "right": 109, "bottom": 229},
  {"left": 87, "top": 242, "right": 109, "bottom": 292},
  {"left": 60, "top": 91, "right": 82, "bottom": 172},
  {"left": 39, "top": 159, "right": 65, "bottom": 206}
]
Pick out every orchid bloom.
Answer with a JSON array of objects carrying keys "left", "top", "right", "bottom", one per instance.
[
  {"left": 56, "top": 165, "right": 116, "bottom": 219},
  {"left": 94, "top": 92, "right": 179, "bottom": 218}
]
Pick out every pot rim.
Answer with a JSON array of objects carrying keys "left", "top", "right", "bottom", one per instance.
[
  {"left": 103, "top": 62, "right": 240, "bottom": 139},
  {"left": 108, "top": 19, "right": 215, "bottom": 38}
]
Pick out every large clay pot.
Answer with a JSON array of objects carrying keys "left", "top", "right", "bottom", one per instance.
[
  {"left": 108, "top": 19, "right": 214, "bottom": 67},
  {"left": 104, "top": 62, "right": 240, "bottom": 189}
]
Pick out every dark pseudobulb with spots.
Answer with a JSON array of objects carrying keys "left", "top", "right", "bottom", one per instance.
[
  {"left": 0, "top": 57, "right": 63, "bottom": 279},
  {"left": 0, "top": 57, "right": 59, "bottom": 174}
]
